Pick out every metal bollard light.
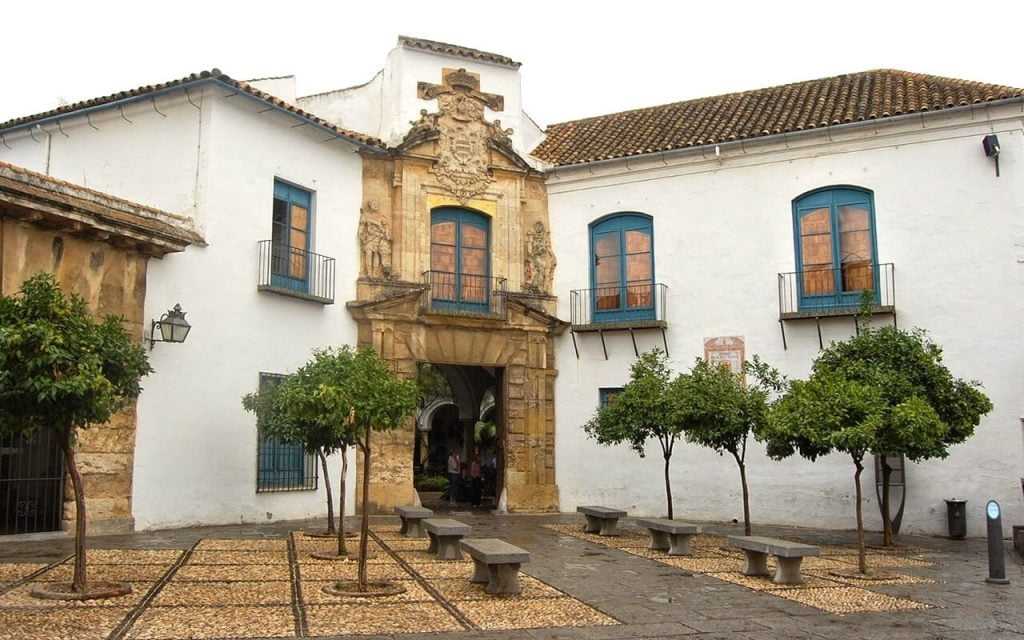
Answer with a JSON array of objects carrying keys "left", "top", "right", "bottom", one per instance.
[{"left": 985, "top": 500, "right": 1009, "bottom": 585}]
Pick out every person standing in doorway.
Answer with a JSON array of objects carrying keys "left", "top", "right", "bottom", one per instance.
[
  {"left": 447, "top": 450, "right": 461, "bottom": 505},
  {"left": 470, "top": 448, "right": 483, "bottom": 507}
]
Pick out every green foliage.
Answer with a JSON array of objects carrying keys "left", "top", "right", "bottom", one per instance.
[
  {"left": 346, "top": 347, "right": 420, "bottom": 437},
  {"left": 684, "top": 356, "right": 784, "bottom": 458},
  {"left": 584, "top": 349, "right": 682, "bottom": 457},
  {"left": 414, "top": 474, "right": 449, "bottom": 492},
  {"left": 0, "top": 273, "right": 151, "bottom": 438},
  {"left": 242, "top": 347, "right": 361, "bottom": 454},
  {"left": 416, "top": 363, "right": 452, "bottom": 406},
  {"left": 474, "top": 420, "right": 496, "bottom": 444},
  {"left": 764, "top": 320, "right": 993, "bottom": 567},
  {"left": 768, "top": 324, "right": 993, "bottom": 463},
  {"left": 765, "top": 371, "right": 885, "bottom": 462}
]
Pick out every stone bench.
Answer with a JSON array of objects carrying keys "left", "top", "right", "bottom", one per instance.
[
  {"left": 727, "top": 535, "right": 820, "bottom": 585},
  {"left": 423, "top": 518, "right": 471, "bottom": 560},
  {"left": 577, "top": 506, "right": 627, "bottom": 536},
  {"left": 635, "top": 518, "right": 701, "bottom": 555},
  {"left": 461, "top": 538, "right": 530, "bottom": 595},
  {"left": 395, "top": 506, "right": 433, "bottom": 538}
]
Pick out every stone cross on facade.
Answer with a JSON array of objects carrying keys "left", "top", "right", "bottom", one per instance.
[{"left": 417, "top": 68, "right": 504, "bottom": 112}]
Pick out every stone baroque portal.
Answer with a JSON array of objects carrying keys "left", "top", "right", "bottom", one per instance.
[{"left": 350, "top": 66, "right": 562, "bottom": 514}]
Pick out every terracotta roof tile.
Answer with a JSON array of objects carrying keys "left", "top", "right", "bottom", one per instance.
[
  {"left": 0, "top": 69, "right": 385, "bottom": 150},
  {"left": 398, "top": 35, "right": 520, "bottom": 68},
  {"left": 0, "top": 161, "right": 203, "bottom": 254},
  {"left": 533, "top": 69, "right": 1024, "bottom": 166}
]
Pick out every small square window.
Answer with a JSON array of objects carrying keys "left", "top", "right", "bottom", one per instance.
[{"left": 598, "top": 387, "right": 624, "bottom": 408}]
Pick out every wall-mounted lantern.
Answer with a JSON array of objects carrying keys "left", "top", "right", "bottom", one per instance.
[
  {"left": 150, "top": 304, "right": 191, "bottom": 349},
  {"left": 982, "top": 134, "right": 1001, "bottom": 177}
]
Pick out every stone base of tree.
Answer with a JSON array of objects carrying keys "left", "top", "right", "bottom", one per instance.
[
  {"left": 309, "top": 549, "right": 376, "bottom": 561},
  {"left": 303, "top": 529, "right": 358, "bottom": 539},
  {"left": 31, "top": 581, "right": 132, "bottom": 601},
  {"left": 322, "top": 580, "right": 406, "bottom": 598},
  {"left": 829, "top": 568, "right": 899, "bottom": 581}
]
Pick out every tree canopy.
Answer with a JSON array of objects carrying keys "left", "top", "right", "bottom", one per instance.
[
  {"left": 242, "top": 347, "right": 361, "bottom": 455},
  {"left": 683, "top": 356, "right": 784, "bottom": 535},
  {"left": 0, "top": 273, "right": 151, "bottom": 438},
  {"left": 764, "top": 322, "right": 992, "bottom": 570}
]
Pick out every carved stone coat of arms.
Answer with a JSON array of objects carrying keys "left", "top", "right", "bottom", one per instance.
[{"left": 409, "top": 68, "right": 511, "bottom": 203}]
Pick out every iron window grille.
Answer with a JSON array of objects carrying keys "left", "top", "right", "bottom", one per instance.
[
  {"left": 255, "top": 373, "right": 318, "bottom": 493},
  {"left": 0, "top": 430, "right": 64, "bottom": 535}
]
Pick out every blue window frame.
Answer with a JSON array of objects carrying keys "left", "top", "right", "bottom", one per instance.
[
  {"left": 792, "top": 187, "right": 879, "bottom": 310},
  {"left": 255, "top": 373, "right": 316, "bottom": 493},
  {"left": 430, "top": 207, "right": 491, "bottom": 314},
  {"left": 589, "top": 213, "right": 655, "bottom": 322},
  {"left": 599, "top": 387, "right": 624, "bottom": 408},
  {"left": 271, "top": 180, "right": 313, "bottom": 294}
]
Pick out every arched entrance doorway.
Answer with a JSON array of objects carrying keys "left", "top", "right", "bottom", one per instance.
[
  {"left": 414, "top": 364, "right": 502, "bottom": 511},
  {"left": 348, "top": 289, "right": 565, "bottom": 514}
]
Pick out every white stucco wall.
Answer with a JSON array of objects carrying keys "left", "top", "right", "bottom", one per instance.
[
  {"left": 548, "top": 104, "right": 1024, "bottom": 538},
  {"left": 0, "top": 84, "right": 363, "bottom": 531},
  {"left": 296, "top": 43, "right": 542, "bottom": 160}
]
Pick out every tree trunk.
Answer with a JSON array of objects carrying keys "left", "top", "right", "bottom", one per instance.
[
  {"left": 663, "top": 453, "right": 674, "bottom": 520},
  {"left": 318, "top": 449, "right": 336, "bottom": 536},
  {"left": 736, "top": 455, "right": 751, "bottom": 536},
  {"left": 337, "top": 445, "right": 349, "bottom": 557},
  {"left": 59, "top": 428, "right": 87, "bottom": 592},
  {"left": 881, "top": 458, "right": 894, "bottom": 547},
  {"left": 854, "top": 458, "right": 867, "bottom": 574},
  {"left": 357, "top": 431, "right": 372, "bottom": 591}
]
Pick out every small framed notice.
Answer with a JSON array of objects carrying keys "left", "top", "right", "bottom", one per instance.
[{"left": 704, "top": 336, "right": 745, "bottom": 374}]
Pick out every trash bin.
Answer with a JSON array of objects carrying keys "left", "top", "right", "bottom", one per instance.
[{"left": 946, "top": 499, "right": 967, "bottom": 539}]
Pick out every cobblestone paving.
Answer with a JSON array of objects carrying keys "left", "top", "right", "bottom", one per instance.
[{"left": 1, "top": 513, "right": 1022, "bottom": 639}]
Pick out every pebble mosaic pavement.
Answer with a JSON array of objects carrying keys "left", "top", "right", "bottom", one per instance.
[{"left": 0, "top": 526, "right": 616, "bottom": 639}]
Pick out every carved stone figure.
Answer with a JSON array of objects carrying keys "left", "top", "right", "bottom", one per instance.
[
  {"left": 524, "top": 221, "right": 556, "bottom": 295},
  {"left": 359, "top": 202, "right": 392, "bottom": 279}
]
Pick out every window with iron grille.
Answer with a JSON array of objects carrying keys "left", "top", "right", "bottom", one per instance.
[{"left": 255, "top": 372, "right": 317, "bottom": 493}]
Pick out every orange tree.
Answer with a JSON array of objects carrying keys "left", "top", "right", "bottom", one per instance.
[
  {"left": 584, "top": 349, "right": 688, "bottom": 519},
  {"left": 765, "top": 325, "right": 991, "bottom": 573},
  {"left": 684, "top": 356, "right": 784, "bottom": 536},
  {"left": 243, "top": 347, "right": 360, "bottom": 557},
  {"left": 0, "top": 274, "right": 151, "bottom": 598},
  {"left": 343, "top": 347, "right": 419, "bottom": 592}
]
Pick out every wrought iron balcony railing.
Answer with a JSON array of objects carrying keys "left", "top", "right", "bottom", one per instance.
[
  {"left": 257, "top": 240, "right": 336, "bottom": 304},
  {"left": 569, "top": 283, "right": 668, "bottom": 330},
  {"left": 422, "top": 271, "right": 507, "bottom": 318},
  {"left": 778, "top": 262, "right": 894, "bottom": 319}
]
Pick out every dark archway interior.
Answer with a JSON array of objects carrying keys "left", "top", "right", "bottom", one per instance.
[{"left": 414, "top": 363, "right": 503, "bottom": 511}]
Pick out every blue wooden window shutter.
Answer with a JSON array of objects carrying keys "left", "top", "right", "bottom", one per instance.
[
  {"left": 271, "top": 180, "right": 313, "bottom": 294},
  {"left": 792, "top": 187, "right": 879, "bottom": 311},
  {"left": 589, "top": 213, "right": 655, "bottom": 322},
  {"left": 430, "top": 207, "right": 491, "bottom": 313}
]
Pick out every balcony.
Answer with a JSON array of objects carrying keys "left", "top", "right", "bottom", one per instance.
[
  {"left": 568, "top": 283, "right": 668, "bottom": 358},
  {"left": 777, "top": 262, "right": 895, "bottom": 348},
  {"left": 422, "top": 271, "right": 507, "bottom": 319},
  {"left": 257, "top": 240, "right": 336, "bottom": 305}
]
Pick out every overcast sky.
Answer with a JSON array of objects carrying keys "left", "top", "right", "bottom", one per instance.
[{"left": 3, "top": 1, "right": 1023, "bottom": 127}]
